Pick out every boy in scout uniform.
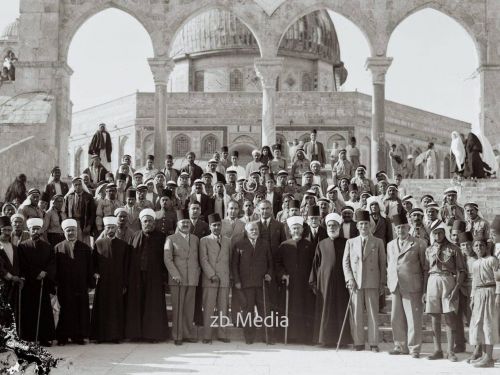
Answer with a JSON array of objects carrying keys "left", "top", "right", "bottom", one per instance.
[
  {"left": 465, "top": 202, "right": 490, "bottom": 241},
  {"left": 423, "top": 222, "right": 465, "bottom": 362},
  {"left": 387, "top": 213, "right": 427, "bottom": 357}
]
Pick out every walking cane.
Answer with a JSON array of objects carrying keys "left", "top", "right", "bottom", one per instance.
[
  {"left": 262, "top": 279, "right": 268, "bottom": 345},
  {"left": 176, "top": 280, "right": 182, "bottom": 341},
  {"left": 35, "top": 278, "right": 44, "bottom": 344},
  {"left": 284, "top": 278, "right": 289, "bottom": 345},
  {"left": 18, "top": 280, "right": 23, "bottom": 338},
  {"left": 336, "top": 288, "right": 354, "bottom": 352}
]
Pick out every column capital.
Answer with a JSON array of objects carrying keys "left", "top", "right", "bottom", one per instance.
[
  {"left": 148, "top": 57, "right": 175, "bottom": 86},
  {"left": 365, "top": 56, "right": 393, "bottom": 84},
  {"left": 254, "top": 57, "right": 284, "bottom": 88}
]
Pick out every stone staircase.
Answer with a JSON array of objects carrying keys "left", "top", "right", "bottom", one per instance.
[{"left": 401, "top": 178, "right": 500, "bottom": 222}]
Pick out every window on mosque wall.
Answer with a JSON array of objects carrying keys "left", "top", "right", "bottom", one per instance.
[
  {"left": 1, "top": 50, "right": 17, "bottom": 82},
  {"left": 194, "top": 71, "right": 204, "bottom": 92},
  {"left": 173, "top": 134, "right": 191, "bottom": 157},
  {"left": 202, "top": 134, "right": 218, "bottom": 159},
  {"left": 229, "top": 69, "right": 243, "bottom": 91}
]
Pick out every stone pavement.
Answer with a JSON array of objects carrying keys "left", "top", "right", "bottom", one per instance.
[{"left": 47, "top": 342, "right": 499, "bottom": 375}]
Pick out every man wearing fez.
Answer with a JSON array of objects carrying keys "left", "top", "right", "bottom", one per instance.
[
  {"left": 91, "top": 216, "right": 129, "bottom": 343},
  {"left": 126, "top": 209, "right": 169, "bottom": 342},
  {"left": 264, "top": 176, "right": 282, "bottom": 218},
  {"left": 343, "top": 209, "right": 386, "bottom": 352},
  {"left": 155, "top": 189, "right": 176, "bottom": 236},
  {"left": 423, "top": 222, "right": 465, "bottom": 362},
  {"left": 55, "top": 219, "right": 95, "bottom": 345},
  {"left": 232, "top": 221, "right": 273, "bottom": 344},
  {"left": 0, "top": 216, "right": 22, "bottom": 332},
  {"left": 409, "top": 208, "right": 430, "bottom": 245},
  {"left": 181, "top": 151, "right": 204, "bottom": 185},
  {"left": 124, "top": 189, "right": 141, "bottom": 232},
  {"left": 161, "top": 154, "right": 179, "bottom": 183},
  {"left": 115, "top": 173, "right": 128, "bottom": 204},
  {"left": 284, "top": 199, "right": 307, "bottom": 239},
  {"left": 386, "top": 213, "right": 426, "bottom": 358},
  {"left": 465, "top": 202, "right": 490, "bottom": 241},
  {"left": 63, "top": 177, "right": 96, "bottom": 246},
  {"left": 276, "top": 216, "right": 316, "bottom": 344},
  {"left": 440, "top": 188, "right": 464, "bottom": 227},
  {"left": 219, "top": 146, "right": 230, "bottom": 170},
  {"left": 199, "top": 213, "right": 231, "bottom": 343},
  {"left": 188, "top": 180, "right": 212, "bottom": 220},
  {"left": 309, "top": 213, "right": 352, "bottom": 348},
  {"left": 164, "top": 209, "right": 200, "bottom": 345},
  {"left": 17, "top": 218, "right": 56, "bottom": 346},
  {"left": 304, "top": 205, "right": 327, "bottom": 248},
  {"left": 88, "top": 123, "right": 112, "bottom": 170}
]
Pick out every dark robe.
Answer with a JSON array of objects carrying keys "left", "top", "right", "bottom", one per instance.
[
  {"left": 190, "top": 219, "right": 210, "bottom": 326},
  {"left": 88, "top": 130, "right": 112, "bottom": 163},
  {"left": 17, "top": 238, "right": 56, "bottom": 342},
  {"left": 125, "top": 230, "right": 170, "bottom": 341},
  {"left": 309, "top": 237, "right": 352, "bottom": 346},
  {"left": 54, "top": 240, "right": 94, "bottom": 341},
  {"left": 0, "top": 241, "right": 20, "bottom": 332},
  {"left": 275, "top": 238, "right": 316, "bottom": 344},
  {"left": 91, "top": 237, "right": 129, "bottom": 342},
  {"left": 465, "top": 132, "right": 485, "bottom": 179}
]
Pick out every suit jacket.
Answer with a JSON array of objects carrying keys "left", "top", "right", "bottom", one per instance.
[
  {"left": 187, "top": 193, "right": 213, "bottom": 220},
  {"left": 232, "top": 237, "right": 272, "bottom": 288},
  {"left": 63, "top": 191, "right": 96, "bottom": 231},
  {"left": 161, "top": 167, "right": 180, "bottom": 183},
  {"left": 0, "top": 243, "right": 19, "bottom": 279},
  {"left": 199, "top": 234, "right": 231, "bottom": 287},
  {"left": 338, "top": 221, "right": 359, "bottom": 240},
  {"left": 180, "top": 164, "right": 204, "bottom": 185},
  {"left": 303, "top": 225, "right": 328, "bottom": 249},
  {"left": 304, "top": 141, "right": 326, "bottom": 166},
  {"left": 343, "top": 235, "right": 386, "bottom": 289},
  {"left": 83, "top": 166, "right": 108, "bottom": 184},
  {"left": 44, "top": 181, "right": 69, "bottom": 200},
  {"left": 221, "top": 218, "right": 246, "bottom": 247},
  {"left": 265, "top": 190, "right": 283, "bottom": 218},
  {"left": 386, "top": 235, "right": 426, "bottom": 294},
  {"left": 370, "top": 215, "right": 393, "bottom": 246},
  {"left": 257, "top": 218, "right": 286, "bottom": 254},
  {"left": 189, "top": 219, "right": 210, "bottom": 239},
  {"left": 164, "top": 232, "right": 200, "bottom": 286}
]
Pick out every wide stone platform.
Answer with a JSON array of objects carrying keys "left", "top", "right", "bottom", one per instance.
[{"left": 47, "top": 341, "right": 499, "bottom": 374}]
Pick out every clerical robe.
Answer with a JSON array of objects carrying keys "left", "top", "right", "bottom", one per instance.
[
  {"left": 17, "top": 238, "right": 56, "bottom": 343},
  {"left": 309, "top": 237, "right": 352, "bottom": 346},
  {"left": 54, "top": 240, "right": 94, "bottom": 342},
  {"left": 275, "top": 238, "right": 316, "bottom": 344},
  {"left": 91, "top": 237, "right": 129, "bottom": 342},
  {"left": 125, "top": 230, "right": 170, "bottom": 341}
]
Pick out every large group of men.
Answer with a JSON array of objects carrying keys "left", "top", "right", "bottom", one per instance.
[{"left": 0, "top": 127, "right": 499, "bottom": 369}]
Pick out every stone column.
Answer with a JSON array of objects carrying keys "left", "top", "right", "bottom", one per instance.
[
  {"left": 148, "top": 58, "right": 175, "bottom": 164},
  {"left": 254, "top": 58, "right": 283, "bottom": 148},
  {"left": 478, "top": 64, "right": 500, "bottom": 148},
  {"left": 365, "top": 57, "right": 392, "bottom": 179},
  {"left": 54, "top": 62, "right": 73, "bottom": 176}
]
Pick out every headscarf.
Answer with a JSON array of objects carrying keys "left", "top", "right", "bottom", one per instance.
[
  {"left": 1, "top": 202, "right": 17, "bottom": 216},
  {"left": 450, "top": 131, "right": 465, "bottom": 170},
  {"left": 473, "top": 131, "right": 499, "bottom": 172}
]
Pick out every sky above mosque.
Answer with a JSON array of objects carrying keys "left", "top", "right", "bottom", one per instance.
[{"left": 0, "top": 2, "right": 479, "bottom": 127}]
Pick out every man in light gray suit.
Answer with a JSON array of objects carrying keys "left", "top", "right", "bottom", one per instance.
[
  {"left": 387, "top": 213, "right": 427, "bottom": 358},
  {"left": 343, "top": 209, "right": 386, "bottom": 352},
  {"left": 164, "top": 209, "right": 201, "bottom": 345},
  {"left": 303, "top": 129, "right": 326, "bottom": 167},
  {"left": 200, "top": 213, "right": 231, "bottom": 344}
]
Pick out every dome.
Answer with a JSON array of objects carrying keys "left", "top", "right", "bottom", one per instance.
[
  {"left": 1, "top": 19, "right": 19, "bottom": 41},
  {"left": 170, "top": 10, "right": 342, "bottom": 65}
]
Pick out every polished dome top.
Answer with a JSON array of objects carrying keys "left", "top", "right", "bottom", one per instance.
[
  {"left": 1, "top": 19, "right": 19, "bottom": 41},
  {"left": 170, "top": 10, "right": 342, "bottom": 64}
]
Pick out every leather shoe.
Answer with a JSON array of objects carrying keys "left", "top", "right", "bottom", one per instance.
[
  {"left": 202, "top": 339, "right": 212, "bottom": 344},
  {"left": 448, "top": 352, "right": 458, "bottom": 362},
  {"left": 354, "top": 345, "right": 364, "bottom": 351},
  {"left": 473, "top": 358, "right": 494, "bottom": 368},
  {"left": 370, "top": 346, "right": 379, "bottom": 353},
  {"left": 411, "top": 352, "right": 420, "bottom": 359},
  {"left": 389, "top": 349, "right": 403, "bottom": 355},
  {"left": 218, "top": 338, "right": 230, "bottom": 343},
  {"left": 427, "top": 351, "right": 443, "bottom": 360},
  {"left": 453, "top": 345, "right": 466, "bottom": 353},
  {"left": 174, "top": 340, "right": 183, "bottom": 346},
  {"left": 183, "top": 338, "right": 198, "bottom": 343}
]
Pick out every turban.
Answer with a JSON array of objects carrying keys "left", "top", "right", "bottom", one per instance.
[
  {"left": 61, "top": 219, "right": 78, "bottom": 231},
  {"left": 26, "top": 218, "right": 43, "bottom": 229}
]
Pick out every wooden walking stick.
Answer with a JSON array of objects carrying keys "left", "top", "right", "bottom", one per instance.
[
  {"left": 336, "top": 288, "right": 354, "bottom": 352},
  {"left": 262, "top": 279, "right": 268, "bottom": 345},
  {"left": 35, "top": 278, "right": 44, "bottom": 344},
  {"left": 176, "top": 281, "right": 182, "bottom": 341},
  {"left": 284, "top": 278, "right": 289, "bottom": 345},
  {"left": 18, "top": 279, "right": 23, "bottom": 337}
]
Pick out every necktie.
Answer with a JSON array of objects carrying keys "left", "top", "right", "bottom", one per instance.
[{"left": 74, "top": 194, "right": 80, "bottom": 213}]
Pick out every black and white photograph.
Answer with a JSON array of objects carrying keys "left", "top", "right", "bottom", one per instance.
[{"left": 0, "top": 0, "right": 499, "bottom": 373}]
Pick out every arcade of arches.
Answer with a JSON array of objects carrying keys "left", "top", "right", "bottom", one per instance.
[{"left": 1, "top": 0, "right": 500, "bottom": 187}]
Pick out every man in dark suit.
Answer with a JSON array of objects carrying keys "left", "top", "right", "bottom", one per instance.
[
  {"left": 88, "top": 123, "right": 112, "bottom": 170},
  {"left": 187, "top": 180, "right": 212, "bottom": 221},
  {"left": 303, "top": 206, "right": 327, "bottom": 248},
  {"left": 206, "top": 159, "right": 226, "bottom": 185},
  {"left": 264, "top": 176, "right": 282, "bottom": 218},
  {"left": 83, "top": 154, "right": 108, "bottom": 186},
  {"left": 63, "top": 177, "right": 96, "bottom": 246},
  {"left": 181, "top": 152, "right": 204, "bottom": 185},
  {"left": 0, "top": 215, "right": 22, "bottom": 334},
  {"left": 44, "top": 166, "right": 69, "bottom": 201},
  {"left": 232, "top": 221, "right": 273, "bottom": 344},
  {"left": 303, "top": 129, "right": 326, "bottom": 167},
  {"left": 161, "top": 154, "right": 180, "bottom": 183}
]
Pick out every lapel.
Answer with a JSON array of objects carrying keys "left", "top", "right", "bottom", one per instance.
[
  {"left": 371, "top": 216, "right": 383, "bottom": 234},
  {"left": 176, "top": 233, "right": 190, "bottom": 254},
  {"left": 397, "top": 237, "right": 415, "bottom": 258},
  {"left": 361, "top": 236, "right": 371, "bottom": 261},
  {"left": 0, "top": 248, "right": 12, "bottom": 269},
  {"left": 212, "top": 235, "right": 222, "bottom": 261}
]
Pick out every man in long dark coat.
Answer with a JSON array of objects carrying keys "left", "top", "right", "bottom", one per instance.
[
  {"left": 91, "top": 216, "right": 129, "bottom": 343},
  {"left": 18, "top": 218, "right": 56, "bottom": 346},
  {"left": 309, "top": 213, "right": 352, "bottom": 347},
  {"left": 125, "top": 208, "right": 169, "bottom": 342},
  {"left": 54, "top": 219, "right": 95, "bottom": 345},
  {"left": 88, "top": 123, "right": 112, "bottom": 170},
  {"left": 276, "top": 216, "right": 316, "bottom": 344}
]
